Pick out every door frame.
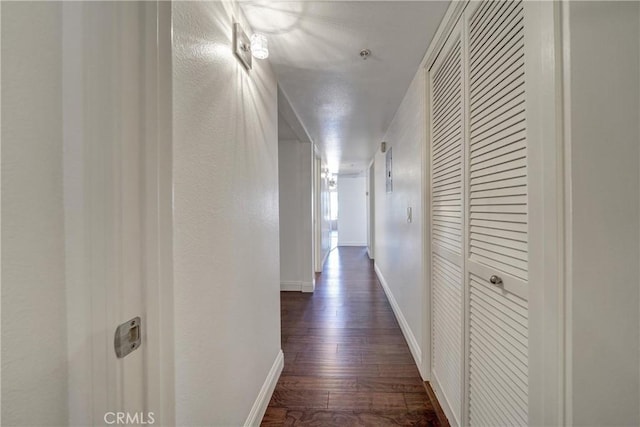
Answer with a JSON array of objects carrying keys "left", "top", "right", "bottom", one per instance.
[
  {"left": 367, "top": 160, "right": 375, "bottom": 260},
  {"left": 143, "top": 2, "right": 175, "bottom": 424},
  {"left": 313, "top": 147, "right": 323, "bottom": 273}
]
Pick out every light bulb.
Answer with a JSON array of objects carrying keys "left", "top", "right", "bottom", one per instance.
[{"left": 250, "top": 33, "right": 269, "bottom": 59}]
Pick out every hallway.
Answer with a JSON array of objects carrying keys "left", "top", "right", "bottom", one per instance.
[
  {"left": 2, "top": 2, "right": 640, "bottom": 425},
  {"left": 262, "top": 247, "right": 445, "bottom": 426}
]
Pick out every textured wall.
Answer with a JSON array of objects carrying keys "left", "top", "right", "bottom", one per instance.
[
  {"left": 172, "top": 1, "right": 282, "bottom": 425},
  {"left": 374, "top": 71, "right": 425, "bottom": 372},
  {"left": 1, "top": 2, "right": 69, "bottom": 425},
  {"left": 279, "top": 139, "right": 314, "bottom": 290}
]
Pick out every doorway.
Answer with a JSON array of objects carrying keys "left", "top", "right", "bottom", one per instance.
[{"left": 329, "top": 174, "right": 339, "bottom": 249}]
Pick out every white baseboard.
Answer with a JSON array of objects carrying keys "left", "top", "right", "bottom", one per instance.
[
  {"left": 374, "top": 263, "right": 423, "bottom": 377},
  {"left": 281, "top": 281, "right": 302, "bottom": 291},
  {"left": 431, "top": 371, "right": 458, "bottom": 427},
  {"left": 244, "top": 349, "right": 284, "bottom": 427},
  {"left": 367, "top": 247, "right": 374, "bottom": 259},
  {"left": 281, "top": 281, "right": 315, "bottom": 293},
  {"left": 302, "top": 281, "right": 315, "bottom": 293},
  {"left": 337, "top": 241, "right": 367, "bottom": 246}
]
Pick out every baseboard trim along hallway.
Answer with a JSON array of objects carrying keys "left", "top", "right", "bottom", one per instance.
[
  {"left": 245, "top": 350, "right": 284, "bottom": 427},
  {"left": 280, "top": 281, "right": 315, "bottom": 293},
  {"left": 374, "top": 263, "right": 423, "bottom": 378}
]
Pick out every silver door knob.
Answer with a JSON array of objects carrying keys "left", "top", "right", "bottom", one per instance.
[{"left": 489, "top": 275, "right": 503, "bottom": 285}]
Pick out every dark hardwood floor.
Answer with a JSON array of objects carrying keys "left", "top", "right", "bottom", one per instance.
[{"left": 262, "top": 246, "right": 446, "bottom": 426}]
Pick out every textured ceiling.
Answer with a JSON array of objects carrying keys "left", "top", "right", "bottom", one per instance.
[{"left": 243, "top": 1, "right": 449, "bottom": 173}]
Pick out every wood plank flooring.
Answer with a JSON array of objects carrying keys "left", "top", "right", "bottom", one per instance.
[{"left": 262, "top": 247, "right": 445, "bottom": 426}]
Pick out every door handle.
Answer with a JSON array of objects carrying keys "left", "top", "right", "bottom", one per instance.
[{"left": 489, "top": 275, "right": 503, "bottom": 286}]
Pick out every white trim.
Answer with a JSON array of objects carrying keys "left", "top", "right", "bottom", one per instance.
[
  {"left": 302, "top": 281, "right": 315, "bottom": 293},
  {"left": 524, "top": 2, "right": 566, "bottom": 425},
  {"left": 460, "top": 10, "right": 471, "bottom": 425},
  {"left": 281, "top": 281, "right": 315, "bottom": 293},
  {"left": 313, "top": 154, "right": 322, "bottom": 273},
  {"left": 367, "top": 162, "right": 375, "bottom": 261},
  {"left": 280, "top": 281, "right": 301, "bottom": 291},
  {"left": 374, "top": 264, "right": 423, "bottom": 378},
  {"left": 431, "top": 371, "right": 459, "bottom": 427},
  {"left": 244, "top": 350, "right": 284, "bottom": 427},
  {"left": 147, "top": 3, "right": 175, "bottom": 424},
  {"left": 561, "top": 1, "right": 573, "bottom": 424},
  {"left": 421, "top": 55, "right": 432, "bottom": 385},
  {"left": 419, "top": 0, "right": 468, "bottom": 71},
  {"left": 337, "top": 242, "right": 367, "bottom": 247}
]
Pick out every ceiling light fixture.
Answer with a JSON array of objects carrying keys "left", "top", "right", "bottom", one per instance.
[{"left": 233, "top": 23, "right": 269, "bottom": 71}]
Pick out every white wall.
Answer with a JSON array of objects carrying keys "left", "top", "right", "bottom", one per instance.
[
  {"left": 566, "top": 2, "right": 640, "bottom": 425},
  {"left": 1, "top": 3, "right": 69, "bottom": 424},
  {"left": 172, "top": 2, "right": 282, "bottom": 425},
  {"left": 373, "top": 71, "right": 425, "bottom": 375},
  {"left": 279, "top": 139, "right": 314, "bottom": 292},
  {"left": 338, "top": 176, "right": 367, "bottom": 246}
]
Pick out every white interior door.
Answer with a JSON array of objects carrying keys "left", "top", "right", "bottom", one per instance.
[
  {"left": 63, "top": 2, "right": 170, "bottom": 424},
  {"left": 429, "top": 18, "right": 465, "bottom": 426},
  {"left": 465, "top": 1, "right": 529, "bottom": 425}
]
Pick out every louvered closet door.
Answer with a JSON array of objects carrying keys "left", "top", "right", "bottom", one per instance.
[
  {"left": 466, "top": 1, "right": 529, "bottom": 425},
  {"left": 429, "top": 20, "right": 464, "bottom": 426}
]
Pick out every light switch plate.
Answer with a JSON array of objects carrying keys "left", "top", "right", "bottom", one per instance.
[{"left": 233, "top": 22, "right": 252, "bottom": 71}]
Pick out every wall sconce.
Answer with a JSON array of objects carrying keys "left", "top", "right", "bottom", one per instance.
[
  {"left": 250, "top": 33, "right": 268, "bottom": 59},
  {"left": 233, "top": 22, "right": 269, "bottom": 71}
]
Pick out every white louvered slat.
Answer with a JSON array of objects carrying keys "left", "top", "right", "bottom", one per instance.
[
  {"left": 467, "top": 1, "right": 529, "bottom": 426},
  {"left": 430, "top": 25, "right": 464, "bottom": 425},
  {"left": 470, "top": 165, "right": 526, "bottom": 186},
  {"left": 469, "top": 276, "right": 529, "bottom": 426},
  {"left": 432, "top": 253, "right": 462, "bottom": 421},
  {"left": 468, "top": 0, "right": 527, "bottom": 278},
  {"left": 432, "top": 34, "right": 462, "bottom": 258}
]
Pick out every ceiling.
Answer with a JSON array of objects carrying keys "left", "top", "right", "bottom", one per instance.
[{"left": 242, "top": 1, "right": 449, "bottom": 174}]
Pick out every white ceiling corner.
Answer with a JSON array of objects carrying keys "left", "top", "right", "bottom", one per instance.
[
  {"left": 243, "top": 0, "right": 449, "bottom": 173},
  {"left": 277, "top": 85, "right": 313, "bottom": 143}
]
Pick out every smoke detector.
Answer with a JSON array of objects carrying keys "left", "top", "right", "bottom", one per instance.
[{"left": 360, "top": 49, "right": 371, "bottom": 60}]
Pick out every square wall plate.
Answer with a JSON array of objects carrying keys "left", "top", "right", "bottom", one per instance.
[{"left": 233, "top": 22, "right": 252, "bottom": 71}]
